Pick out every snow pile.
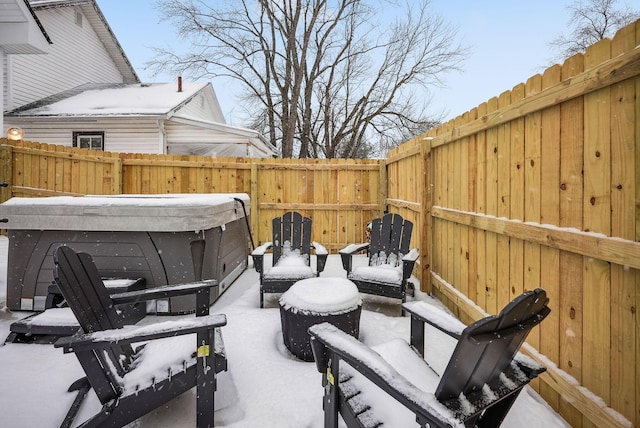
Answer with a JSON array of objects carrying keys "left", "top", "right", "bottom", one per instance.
[
  {"left": 18, "top": 308, "right": 77, "bottom": 327},
  {"left": 263, "top": 241, "right": 315, "bottom": 280},
  {"left": 119, "top": 334, "right": 197, "bottom": 397},
  {"left": 279, "top": 277, "right": 362, "bottom": 315},
  {"left": 351, "top": 263, "right": 403, "bottom": 285}
]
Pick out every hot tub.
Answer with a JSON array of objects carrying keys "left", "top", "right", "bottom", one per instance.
[{"left": 0, "top": 193, "right": 250, "bottom": 314}]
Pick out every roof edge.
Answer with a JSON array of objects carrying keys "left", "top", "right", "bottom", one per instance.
[{"left": 23, "top": 0, "right": 52, "bottom": 44}]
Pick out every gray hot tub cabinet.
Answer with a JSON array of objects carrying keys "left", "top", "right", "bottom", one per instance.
[{"left": 0, "top": 193, "right": 250, "bottom": 314}]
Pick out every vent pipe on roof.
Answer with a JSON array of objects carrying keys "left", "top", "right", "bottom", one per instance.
[{"left": 178, "top": 76, "right": 183, "bottom": 92}]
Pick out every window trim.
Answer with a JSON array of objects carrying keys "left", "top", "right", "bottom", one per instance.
[{"left": 73, "top": 131, "right": 105, "bottom": 150}]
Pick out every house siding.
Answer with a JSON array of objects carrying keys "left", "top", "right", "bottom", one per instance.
[
  {"left": 0, "top": 0, "right": 23, "bottom": 21},
  {"left": 4, "top": 117, "right": 163, "bottom": 154},
  {"left": 172, "top": 86, "right": 225, "bottom": 123},
  {"left": 8, "top": 6, "right": 124, "bottom": 110}
]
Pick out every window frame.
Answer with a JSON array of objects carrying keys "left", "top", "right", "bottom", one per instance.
[{"left": 73, "top": 131, "right": 105, "bottom": 151}]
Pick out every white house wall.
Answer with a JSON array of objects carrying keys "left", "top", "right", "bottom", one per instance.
[
  {"left": 8, "top": 6, "right": 124, "bottom": 110},
  {"left": 172, "top": 85, "right": 226, "bottom": 123},
  {"left": 4, "top": 117, "right": 163, "bottom": 154}
]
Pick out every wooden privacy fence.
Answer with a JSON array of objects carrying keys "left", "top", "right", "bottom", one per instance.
[
  {"left": 384, "top": 138, "right": 427, "bottom": 276},
  {"left": 395, "top": 19, "right": 639, "bottom": 428},
  {"left": 0, "top": 139, "right": 385, "bottom": 255},
  {"left": 2, "top": 18, "right": 640, "bottom": 428},
  {"left": 122, "top": 155, "right": 385, "bottom": 252},
  {"left": 0, "top": 141, "right": 122, "bottom": 198}
]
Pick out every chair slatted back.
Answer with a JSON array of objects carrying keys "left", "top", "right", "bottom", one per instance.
[
  {"left": 436, "top": 288, "right": 551, "bottom": 401},
  {"left": 53, "top": 246, "right": 133, "bottom": 401},
  {"left": 369, "top": 213, "right": 413, "bottom": 266},
  {"left": 272, "top": 212, "right": 312, "bottom": 265}
]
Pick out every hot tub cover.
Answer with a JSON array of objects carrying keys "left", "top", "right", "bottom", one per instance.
[{"left": 0, "top": 193, "right": 250, "bottom": 232}]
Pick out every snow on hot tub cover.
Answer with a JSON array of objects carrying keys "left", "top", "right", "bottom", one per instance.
[{"left": 0, "top": 193, "right": 249, "bottom": 232}]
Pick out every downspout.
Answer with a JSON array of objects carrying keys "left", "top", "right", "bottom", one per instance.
[
  {"left": 1, "top": 51, "right": 5, "bottom": 133},
  {"left": 158, "top": 119, "right": 166, "bottom": 154}
]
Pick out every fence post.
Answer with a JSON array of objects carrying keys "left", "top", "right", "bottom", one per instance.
[
  {"left": 250, "top": 160, "right": 259, "bottom": 245},
  {"left": 421, "top": 137, "right": 432, "bottom": 294},
  {"left": 379, "top": 161, "right": 387, "bottom": 214},
  {"left": 0, "top": 143, "right": 13, "bottom": 204},
  {"left": 112, "top": 156, "right": 123, "bottom": 195}
]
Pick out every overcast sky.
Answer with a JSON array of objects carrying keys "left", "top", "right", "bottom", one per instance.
[{"left": 98, "top": 0, "right": 571, "bottom": 125}]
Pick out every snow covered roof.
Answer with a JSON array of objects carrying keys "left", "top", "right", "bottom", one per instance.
[
  {"left": 6, "top": 82, "right": 211, "bottom": 117},
  {"left": 6, "top": 82, "right": 278, "bottom": 157}
]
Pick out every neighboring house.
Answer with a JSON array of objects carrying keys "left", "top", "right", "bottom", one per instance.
[
  {"left": 0, "top": 0, "right": 51, "bottom": 132},
  {"left": 5, "top": 80, "right": 276, "bottom": 156},
  {"left": 2, "top": 0, "right": 276, "bottom": 157}
]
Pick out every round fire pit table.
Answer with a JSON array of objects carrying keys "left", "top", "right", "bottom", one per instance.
[{"left": 279, "top": 277, "right": 362, "bottom": 361}]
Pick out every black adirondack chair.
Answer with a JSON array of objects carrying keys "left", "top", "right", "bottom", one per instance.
[
  {"left": 252, "top": 211, "right": 328, "bottom": 308},
  {"left": 51, "top": 245, "right": 228, "bottom": 428},
  {"left": 308, "top": 288, "right": 551, "bottom": 428},
  {"left": 339, "top": 213, "right": 418, "bottom": 302}
]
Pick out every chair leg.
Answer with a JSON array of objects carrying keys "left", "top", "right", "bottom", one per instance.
[
  {"left": 61, "top": 377, "right": 91, "bottom": 428},
  {"left": 323, "top": 355, "right": 341, "bottom": 428},
  {"left": 196, "top": 329, "right": 217, "bottom": 428},
  {"left": 475, "top": 389, "right": 522, "bottom": 428}
]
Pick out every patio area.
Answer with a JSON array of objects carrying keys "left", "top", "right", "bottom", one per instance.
[{"left": 0, "top": 236, "right": 569, "bottom": 427}]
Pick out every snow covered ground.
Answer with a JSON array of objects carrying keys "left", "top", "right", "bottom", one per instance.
[{"left": 0, "top": 236, "right": 569, "bottom": 427}]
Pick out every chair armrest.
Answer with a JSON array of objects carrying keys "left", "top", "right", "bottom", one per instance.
[
  {"left": 110, "top": 279, "right": 217, "bottom": 304},
  {"left": 401, "top": 248, "right": 419, "bottom": 280},
  {"left": 251, "top": 242, "right": 273, "bottom": 256},
  {"left": 339, "top": 243, "right": 369, "bottom": 255},
  {"left": 402, "top": 249, "right": 419, "bottom": 263},
  {"left": 111, "top": 279, "right": 217, "bottom": 316},
  {"left": 308, "top": 323, "right": 453, "bottom": 428},
  {"left": 251, "top": 242, "right": 273, "bottom": 275},
  {"left": 312, "top": 241, "right": 329, "bottom": 274},
  {"left": 402, "top": 301, "right": 465, "bottom": 358},
  {"left": 402, "top": 301, "right": 465, "bottom": 339},
  {"left": 338, "top": 243, "right": 369, "bottom": 273},
  {"left": 54, "top": 314, "right": 227, "bottom": 353}
]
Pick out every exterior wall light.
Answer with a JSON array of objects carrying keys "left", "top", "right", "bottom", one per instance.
[{"left": 6, "top": 127, "right": 25, "bottom": 140}]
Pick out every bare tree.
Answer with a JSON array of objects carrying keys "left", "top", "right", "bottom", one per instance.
[
  {"left": 150, "top": 0, "right": 466, "bottom": 158},
  {"left": 548, "top": 0, "right": 639, "bottom": 63}
]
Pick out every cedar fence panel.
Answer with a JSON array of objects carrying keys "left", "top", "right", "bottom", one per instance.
[
  {"left": 385, "top": 136, "right": 426, "bottom": 286},
  {"left": 421, "top": 19, "right": 640, "bottom": 428},
  {"left": 0, "top": 139, "right": 122, "bottom": 197},
  {"left": 249, "top": 158, "right": 383, "bottom": 253},
  {"left": 0, "top": 140, "right": 383, "bottom": 254}
]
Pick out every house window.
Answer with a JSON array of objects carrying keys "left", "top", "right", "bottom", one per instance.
[{"left": 73, "top": 132, "right": 104, "bottom": 150}]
